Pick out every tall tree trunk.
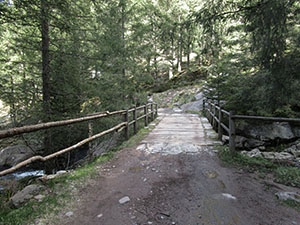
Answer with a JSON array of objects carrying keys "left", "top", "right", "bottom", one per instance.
[
  {"left": 177, "top": 25, "right": 182, "bottom": 72},
  {"left": 187, "top": 43, "right": 190, "bottom": 69},
  {"left": 41, "top": 0, "right": 53, "bottom": 174},
  {"left": 10, "top": 75, "right": 16, "bottom": 125},
  {"left": 120, "top": 0, "right": 126, "bottom": 101},
  {"left": 169, "top": 35, "right": 174, "bottom": 79},
  {"left": 121, "top": 0, "right": 126, "bottom": 77}
]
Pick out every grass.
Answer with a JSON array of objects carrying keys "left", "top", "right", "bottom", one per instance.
[
  {"left": 0, "top": 118, "right": 159, "bottom": 225},
  {"left": 274, "top": 167, "right": 300, "bottom": 188},
  {"left": 218, "top": 146, "right": 300, "bottom": 188},
  {"left": 281, "top": 199, "right": 300, "bottom": 211}
]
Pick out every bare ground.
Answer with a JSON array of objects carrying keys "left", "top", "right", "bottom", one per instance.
[{"left": 57, "top": 111, "right": 300, "bottom": 225}]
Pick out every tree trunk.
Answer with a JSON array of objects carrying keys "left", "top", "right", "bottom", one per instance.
[
  {"left": 41, "top": 0, "right": 53, "bottom": 174},
  {"left": 177, "top": 25, "right": 182, "bottom": 72},
  {"left": 169, "top": 35, "right": 174, "bottom": 79},
  {"left": 121, "top": 0, "right": 126, "bottom": 77}
]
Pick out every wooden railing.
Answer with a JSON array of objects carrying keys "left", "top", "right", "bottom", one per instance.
[
  {"left": 0, "top": 103, "right": 158, "bottom": 176},
  {"left": 203, "top": 99, "right": 300, "bottom": 153}
]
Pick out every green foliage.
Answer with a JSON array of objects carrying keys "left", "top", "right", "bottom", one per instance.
[
  {"left": 281, "top": 199, "right": 300, "bottom": 211},
  {"left": 0, "top": 194, "right": 64, "bottom": 225},
  {"left": 274, "top": 167, "right": 300, "bottom": 188},
  {"left": 198, "top": 0, "right": 300, "bottom": 117},
  {"left": 218, "top": 146, "right": 275, "bottom": 171}
]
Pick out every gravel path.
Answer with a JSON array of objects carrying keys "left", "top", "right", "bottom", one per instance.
[{"left": 62, "top": 110, "right": 300, "bottom": 225}]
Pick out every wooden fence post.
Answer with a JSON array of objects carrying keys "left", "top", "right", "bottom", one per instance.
[
  {"left": 144, "top": 105, "right": 148, "bottom": 127},
  {"left": 133, "top": 106, "right": 137, "bottom": 134},
  {"left": 155, "top": 103, "right": 158, "bottom": 117},
  {"left": 218, "top": 107, "right": 223, "bottom": 140},
  {"left": 124, "top": 110, "right": 129, "bottom": 139},
  {"left": 209, "top": 101, "right": 212, "bottom": 123},
  {"left": 212, "top": 103, "right": 216, "bottom": 130},
  {"left": 88, "top": 121, "right": 93, "bottom": 159},
  {"left": 151, "top": 103, "right": 154, "bottom": 121},
  {"left": 229, "top": 111, "right": 236, "bottom": 153}
]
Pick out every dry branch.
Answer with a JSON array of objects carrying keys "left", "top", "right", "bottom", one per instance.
[{"left": 0, "top": 122, "right": 127, "bottom": 176}]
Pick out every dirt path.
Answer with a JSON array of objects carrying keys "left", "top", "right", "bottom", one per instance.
[{"left": 62, "top": 110, "right": 300, "bottom": 225}]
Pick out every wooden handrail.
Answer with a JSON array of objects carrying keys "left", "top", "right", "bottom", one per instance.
[
  {"left": 0, "top": 102, "right": 159, "bottom": 176},
  {"left": 0, "top": 110, "right": 126, "bottom": 139},
  {"left": 233, "top": 115, "right": 300, "bottom": 123},
  {"left": 203, "top": 98, "right": 300, "bottom": 153}
]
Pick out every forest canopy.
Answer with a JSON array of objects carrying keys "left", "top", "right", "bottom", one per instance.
[{"left": 0, "top": 0, "right": 299, "bottom": 126}]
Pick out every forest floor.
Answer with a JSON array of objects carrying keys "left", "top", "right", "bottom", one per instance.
[{"left": 42, "top": 109, "right": 300, "bottom": 225}]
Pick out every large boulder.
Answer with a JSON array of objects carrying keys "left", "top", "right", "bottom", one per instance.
[
  {"left": 239, "top": 122, "right": 295, "bottom": 142},
  {"left": 180, "top": 100, "right": 203, "bottom": 112},
  {"left": 10, "top": 184, "right": 45, "bottom": 208},
  {"left": 0, "top": 145, "right": 35, "bottom": 168},
  {"left": 195, "top": 92, "right": 203, "bottom": 101},
  {"left": 235, "top": 136, "right": 265, "bottom": 149}
]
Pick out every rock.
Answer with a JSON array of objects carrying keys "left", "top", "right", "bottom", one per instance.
[
  {"left": 240, "top": 122, "right": 295, "bottom": 142},
  {"left": 173, "top": 107, "right": 182, "bottom": 113},
  {"left": 262, "top": 152, "right": 294, "bottom": 161},
  {"left": 56, "top": 170, "right": 67, "bottom": 175},
  {"left": 222, "top": 135, "right": 229, "bottom": 143},
  {"left": 275, "top": 192, "right": 300, "bottom": 203},
  {"left": 34, "top": 194, "right": 45, "bottom": 202},
  {"left": 65, "top": 211, "right": 74, "bottom": 217},
  {"left": 10, "top": 184, "right": 45, "bottom": 208},
  {"left": 97, "top": 214, "right": 103, "bottom": 218},
  {"left": 0, "top": 145, "right": 35, "bottom": 167},
  {"left": 284, "top": 141, "right": 300, "bottom": 158},
  {"left": 221, "top": 193, "right": 237, "bottom": 200},
  {"left": 180, "top": 100, "right": 202, "bottom": 112},
  {"left": 261, "top": 152, "right": 275, "bottom": 160},
  {"left": 195, "top": 92, "right": 203, "bottom": 101},
  {"left": 258, "top": 146, "right": 266, "bottom": 151},
  {"left": 119, "top": 196, "right": 130, "bottom": 204},
  {"left": 292, "top": 126, "right": 300, "bottom": 138},
  {"left": 235, "top": 136, "right": 264, "bottom": 149},
  {"left": 39, "top": 170, "right": 68, "bottom": 181},
  {"left": 242, "top": 148, "right": 262, "bottom": 158},
  {"left": 291, "top": 149, "right": 300, "bottom": 158}
]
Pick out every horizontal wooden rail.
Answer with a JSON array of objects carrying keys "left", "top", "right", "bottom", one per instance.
[
  {"left": 221, "top": 123, "right": 230, "bottom": 133},
  {"left": 136, "top": 105, "right": 146, "bottom": 110},
  {"left": 233, "top": 115, "right": 300, "bottom": 123},
  {"left": 0, "top": 122, "right": 127, "bottom": 176},
  {"left": 136, "top": 114, "right": 146, "bottom": 121},
  {"left": 221, "top": 109, "right": 230, "bottom": 116},
  {"left": 0, "top": 110, "right": 126, "bottom": 139}
]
